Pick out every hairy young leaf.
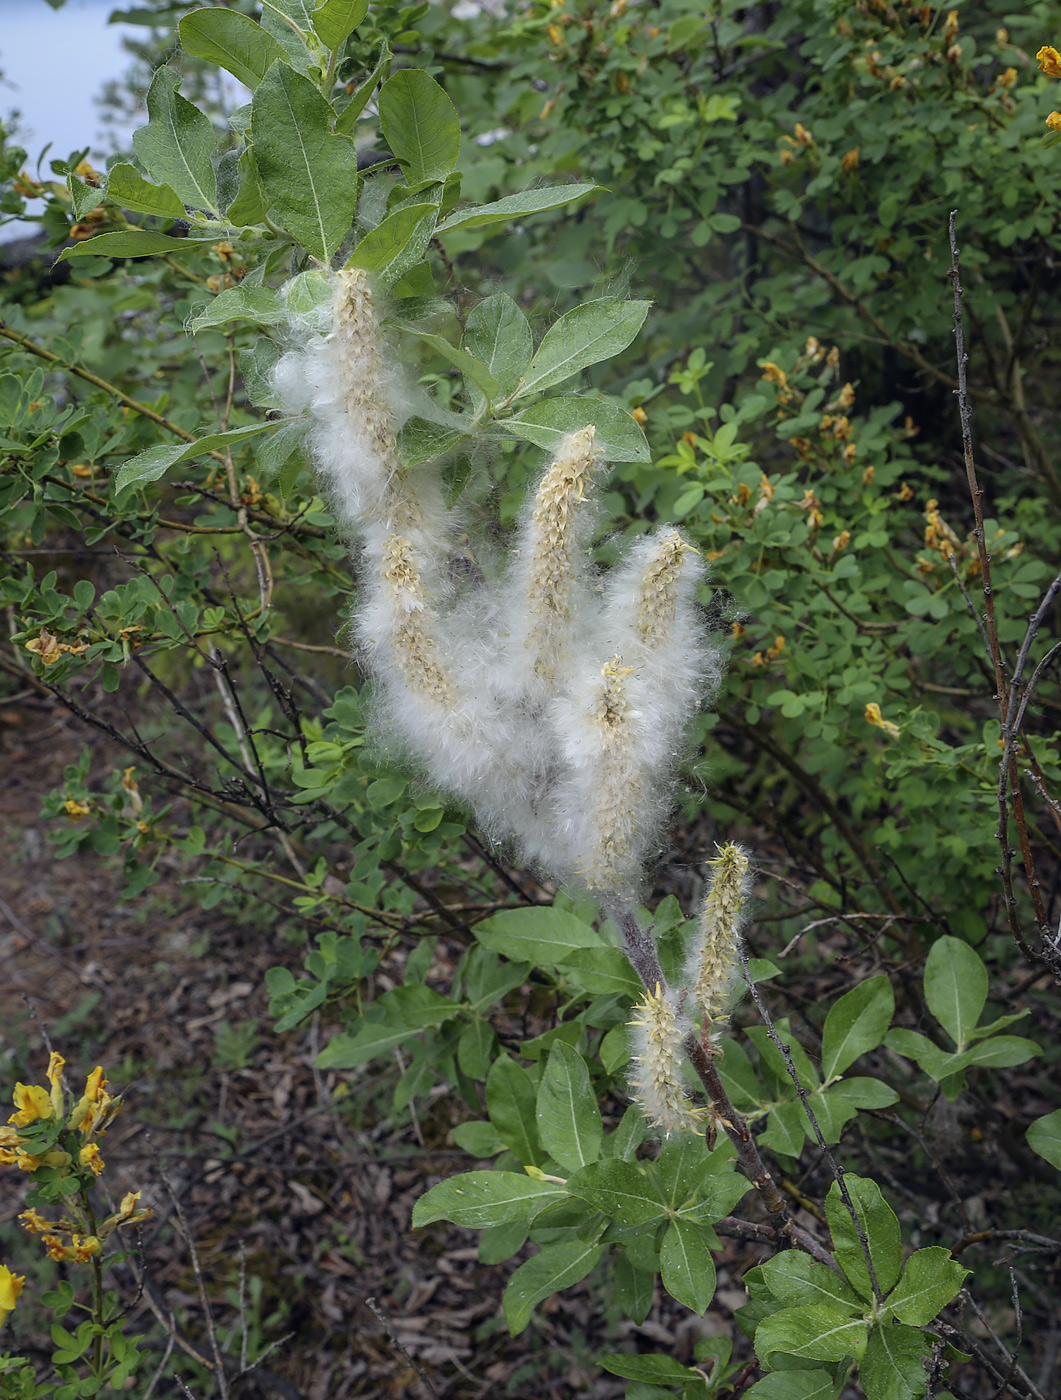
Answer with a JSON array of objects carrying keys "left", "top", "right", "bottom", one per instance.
[
  {"left": 463, "top": 294, "right": 533, "bottom": 397},
  {"left": 106, "top": 163, "right": 187, "bottom": 220},
  {"left": 436, "top": 182, "right": 601, "bottom": 234},
  {"left": 502, "top": 395, "right": 650, "bottom": 463},
  {"left": 391, "top": 323, "right": 500, "bottom": 401},
  {"left": 335, "top": 39, "right": 392, "bottom": 135},
  {"left": 378, "top": 69, "right": 461, "bottom": 184},
  {"left": 114, "top": 423, "right": 276, "bottom": 494},
  {"left": 885, "top": 1248, "right": 968, "bottom": 1326},
  {"left": 412, "top": 1171, "right": 566, "bottom": 1229},
  {"left": 825, "top": 1175, "right": 902, "bottom": 1300},
  {"left": 536, "top": 1041, "right": 603, "bottom": 1171},
  {"left": 251, "top": 62, "right": 361, "bottom": 261},
  {"left": 133, "top": 67, "right": 218, "bottom": 213},
  {"left": 742, "top": 1373, "right": 837, "bottom": 1400},
  {"left": 179, "top": 8, "right": 287, "bottom": 89},
  {"left": 660, "top": 1218, "right": 716, "bottom": 1313},
  {"left": 521, "top": 298, "right": 651, "bottom": 395},
  {"left": 347, "top": 204, "right": 438, "bottom": 288},
  {"left": 755, "top": 1305, "right": 869, "bottom": 1366},
  {"left": 923, "top": 936, "right": 987, "bottom": 1050},
  {"left": 821, "top": 975, "right": 894, "bottom": 1080},
  {"left": 57, "top": 231, "right": 218, "bottom": 263},
  {"left": 503, "top": 1241, "right": 603, "bottom": 1335},
  {"left": 188, "top": 285, "right": 286, "bottom": 333}
]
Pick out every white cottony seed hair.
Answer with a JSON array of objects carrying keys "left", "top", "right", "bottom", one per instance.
[{"left": 273, "top": 270, "right": 722, "bottom": 896}]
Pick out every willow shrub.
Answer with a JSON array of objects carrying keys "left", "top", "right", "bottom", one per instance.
[{"left": 0, "top": 3, "right": 1059, "bottom": 1399}]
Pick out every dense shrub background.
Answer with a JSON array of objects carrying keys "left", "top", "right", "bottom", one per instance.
[{"left": 1, "top": 1, "right": 1059, "bottom": 1396}]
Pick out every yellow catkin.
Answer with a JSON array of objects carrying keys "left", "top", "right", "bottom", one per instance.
[
  {"left": 379, "top": 535, "right": 455, "bottom": 704},
  {"left": 526, "top": 426, "right": 602, "bottom": 679},
  {"left": 691, "top": 843, "right": 750, "bottom": 1024},
  {"left": 583, "top": 656, "right": 639, "bottom": 890},
  {"left": 334, "top": 269, "right": 423, "bottom": 532},
  {"left": 636, "top": 528, "right": 695, "bottom": 641},
  {"left": 629, "top": 983, "right": 701, "bottom": 1137}
]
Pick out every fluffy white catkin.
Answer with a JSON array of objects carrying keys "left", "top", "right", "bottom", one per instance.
[
  {"left": 629, "top": 983, "right": 702, "bottom": 1137},
  {"left": 685, "top": 843, "right": 752, "bottom": 1026}
]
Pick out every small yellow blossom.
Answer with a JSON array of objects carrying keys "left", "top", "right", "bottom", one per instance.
[
  {"left": 548, "top": 22, "right": 564, "bottom": 45},
  {"left": 79, "top": 1142, "right": 105, "bottom": 1176},
  {"left": 841, "top": 147, "right": 860, "bottom": 172},
  {"left": 631, "top": 406, "right": 648, "bottom": 425},
  {"left": 1037, "top": 45, "right": 1061, "bottom": 79},
  {"left": 1046, "top": 112, "right": 1061, "bottom": 131},
  {"left": 865, "top": 703, "right": 901, "bottom": 740},
  {"left": 760, "top": 361, "right": 788, "bottom": 389},
  {"left": 766, "top": 636, "right": 785, "bottom": 661},
  {"left": 794, "top": 121, "right": 813, "bottom": 146},
  {"left": 42, "top": 1234, "right": 100, "bottom": 1264},
  {"left": 997, "top": 67, "right": 1017, "bottom": 88},
  {"left": 729, "top": 622, "right": 746, "bottom": 639},
  {"left": 749, "top": 652, "right": 764, "bottom": 668},
  {"left": 63, "top": 799, "right": 91, "bottom": 821},
  {"left": 779, "top": 148, "right": 797, "bottom": 166},
  {"left": 0, "top": 1264, "right": 25, "bottom": 1327},
  {"left": 896, "top": 482, "right": 914, "bottom": 501},
  {"left": 46, "top": 1052, "right": 64, "bottom": 1119},
  {"left": 944, "top": 10, "right": 960, "bottom": 42},
  {"left": 9, "top": 1083, "right": 53, "bottom": 1129},
  {"left": 831, "top": 530, "right": 851, "bottom": 556},
  {"left": 121, "top": 766, "right": 143, "bottom": 814},
  {"left": 18, "top": 1208, "right": 54, "bottom": 1235},
  {"left": 862, "top": 465, "right": 876, "bottom": 486},
  {"left": 842, "top": 443, "right": 858, "bottom": 463}
]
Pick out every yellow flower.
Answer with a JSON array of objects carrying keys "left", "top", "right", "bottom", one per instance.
[
  {"left": 631, "top": 406, "right": 648, "bottom": 425},
  {"left": 997, "top": 67, "right": 1017, "bottom": 88},
  {"left": 79, "top": 1142, "right": 105, "bottom": 1176},
  {"left": 865, "top": 703, "right": 901, "bottom": 740},
  {"left": 9, "top": 1082, "right": 53, "bottom": 1128},
  {"left": 794, "top": 121, "right": 813, "bottom": 146},
  {"left": 63, "top": 799, "right": 91, "bottom": 821},
  {"left": 1037, "top": 45, "right": 1061, "bottom": 79},
  {"left": 47, "top": 1052, "right": 65, "bottom": 1118},
  {"left": 24, "top": 629, "right": 63, "bottom": 665},
  {"left": 759, "top": 361, "right": 788, "bottom": 389},
  {"left": 1046, "top": 111, "right": 1061, "bottom": 131},
  {"left": 0, "top": 1264, "right": 25, "bottom": 1327},
  {"left": 41, "top": 1234, "right": 100, "bottom": 1263},
  {"left": 841, "top": 146, "right": 860, "bottom": 172},
  {"left": 70, "top": 1066, "right": 120, "bottom": 1139},
  {"left": 18, "top": 1208, "right": 54, "bottom": 1235}
]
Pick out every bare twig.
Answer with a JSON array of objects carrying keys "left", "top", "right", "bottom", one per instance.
[{"left": 364, "top": 1295, "right": 439, "bottom": 1398}]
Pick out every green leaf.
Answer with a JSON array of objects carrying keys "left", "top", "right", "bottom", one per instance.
[
  {"left": 742, "top": 1372, "right": 837, "bottom": 1400},
  {"left": 66, "top": 171, "right": 104, "bottom": 219},
  {"left": 957, "top": 1034, "right": 1040, "bottom": 1068},
  {"left": 347, "top": 204, "right": 438, "bottom": 287},
  {"left": 522, "top": 298, "right": 651, "bottom": 396},
  {"left": 457, "top": 1019, "right": 496, "bottom": 1079},
  {"left": 188, "top": 285, "right": 286, "bottom": 333},
  {"left": 474, "top": 906, "right": 604, "bottom": 966},
  {"left": 437, "top": 182, "right": 601, "bottom": 234},
  {"left": 463, "top": 293, "right": 533, "bottom": 397},
  {"left": 612, "top": 1254, "right": 654, "bottom": 1324},
  {"left": 133, "top": 67, "right": 218, "bottom": 213},
  {"left": 311, "top": 0, "right": 368, "bottom": 49},
  {"left": 391, "top": 321, "right": 500, "bottom": 400},
  {"left": 252, "top": 61, "right": 361, "bottom": 261},
  {"left": 486, "top": 1055, "right": 544, "bottom": 1166},
  {"left": 565, "top": 1159, "right": 668, "bottom": 1228},
  {"left": 335, "top": 40, "right": 391, "bottom": 136},
  {"left": 114, "top": 423, "right": 276, "bottom": 494},
  {"left": 923, "top": 936, "right": 987, "bottom": 1050},
  {"left": 884, "top": 1029, "right": 961, "bottom": 1083},
  {"left": 536, "top": 1041, "right": 603, "bottom": 1171},
  {"left": 821, "top": 975, "right": 894, "bottom": 1081},
  {"left": 106, "top": 162, "right": 187, "bottom": 219},
  {"left": 378, "top": 69, "right": 461, "bottom": 184},
  {"left": 502, "top": 395, "right": 650, "bottom": 463},
  {"left": 412, "top": 1171, "right": 566, "bottom": 1229},
  {"left": 885, "top": 1247, "right": 968, "bottom": 1327},
  {"left": 598, "top": 1353, "right": 695, "bottom": 1383},
  {"left": 761, "top": 1251, "right": 863, "bottom": 1313},
  {"left": 755, "top": 1305, "right": 869, "bottom": 1366},
  {"left": 660, "top": 1218, "right": 716, "bottom": 1313},
  {"left": 179, "top": 8, "right": 287, "bottom": 89},
  {"left": 450, "top": 1120, "right": 505, "bottom": 1157},
  {"left": 859, "top": 1323, "right": 930, "bottom": 1400},
  {"left": 559, "top": 946, "right": 641, "bottom": 999},
  {"left": 396, "top": 417, "right": 467, "bottom": 470},
  {"left": 58, "top": 231, "right": 217, "bottom": 263},
  {"left": 824, "top": 1175, "right": 902, "bottom": 1300},
  {"left": 1027, "top": 1107, "right": 1061, "bottom": 1169},
  {"left": 504, "top": 1240, "right": 603, "bottom": 1335},
  {"left": 225, "top": 147, "right": 268, "bottom": 227},
  {"left": 814, "top": 1078, "right": 898, "bottom": 1143},
  {"left": 315, "top": 985, "right": 458, "bottom": 1067}
]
